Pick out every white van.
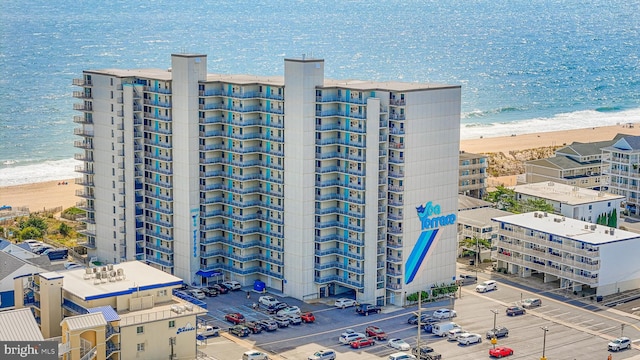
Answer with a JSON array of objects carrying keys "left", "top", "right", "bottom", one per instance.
[
  {"left": 242, "top": 350, "right": 269, "bottom": 360},
  {"left": 475, "top": 280, "right": 497, "bottom": 293},
  {"left": 432, "top": 322, "right": 461, "bottom": 337}
]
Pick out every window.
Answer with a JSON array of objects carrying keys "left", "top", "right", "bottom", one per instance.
[
  {"left": 137, "top": 343, "right": 145, "bottom": 352},
  {"left": 169, "top": 320, "right": 175, "bottom": 328},
  {"left": 136, "top": 326, "right": 144, "bottom": 334}
]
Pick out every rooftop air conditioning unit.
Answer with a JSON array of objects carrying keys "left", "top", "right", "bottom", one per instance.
[
  {"left": 584, "top": 225, "right": 589, "bottom": 230},
  {"left": 544, "top": 212, "right": 548, "bottom": 217},
  {"left": 590, "top": 225, "right": 597, "bottom": 230},
  {"left": 605, "top": 230, "right": 609, "bottom": 234},
  {"left": 548, "top": 182, "right": 554, "bottom": 186},
  {"left": 610, "top": 228, "right": 615, "bottom": 235}
]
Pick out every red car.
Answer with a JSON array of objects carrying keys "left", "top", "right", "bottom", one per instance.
[
  {"left": 301, "top": 312, "right": 316, "bottom": 323},
  {"left": 489, "top": 346, "right": 514, "bottom": 358},
  {"left": 350, "top": 338, "right": 376, "bottom": 349},
  {"left": 224, "top": 312, "right": 245, "bottom": 324},
  {"left": 365, "top": 325, "right": 387, "bottom": 340}
]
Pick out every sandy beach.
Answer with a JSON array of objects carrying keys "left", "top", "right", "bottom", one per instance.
[{"left": 1, "top": 124, "right": 639, "bottom": 212}]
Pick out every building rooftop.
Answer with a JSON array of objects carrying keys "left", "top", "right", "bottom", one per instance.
[
  {"left": 458, "top": 195, "right": 493, "bottom": 211},
  {"left": 60, "top": 261, "right": 183, "bottom": 301},
  {"left": 0, "top": 308, "right": 44, "bottom": 341},
  {"left": 493, "top": 212, "right": 640, "bottom": 245},
  {"left": 513, "top": 182, "right": 624, "bottom": 205},
  {"left": 459, "top": 151, "right": 488, "bottom": 161},
  {"left": 64, "top": 312, "right": 107, "bottom": 332},
  {"left": 458, "top": 207, "right": 513, "bottom": 227}
]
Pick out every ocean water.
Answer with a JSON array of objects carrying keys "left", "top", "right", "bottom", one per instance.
[{"left": 1, "top": 0, "right": 639, "bottom": 185}]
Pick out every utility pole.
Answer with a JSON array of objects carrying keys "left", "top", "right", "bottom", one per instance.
[
  {"left": 490, "top": 309, "right": 499, "bottom": 349},
  {"left": 621, "top": 323, "right": 625, "bottom": 337},
  {"left": 417, "top": 290, "right": 422, "bottom": 350}
]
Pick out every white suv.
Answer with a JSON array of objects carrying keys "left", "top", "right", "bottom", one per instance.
[
  {"left": 475, "top": 280, "right": 497, "bottom": 293},
  {"left": 308, "top": 349, "right": 336, "bottom": 360},
  {"left": 259, "top": 295, "right": 279, "bottom": 307},
  {"left": 242, "top": 351, "right": 269, "bottom": 360},
  {"left": 608, "top": 337, "right": 631, "bottom": 351},
  {"left": 339, "top": 332, "right": 366, "bottom": 345},
  {"left": 334, "top": 298, "right": 357, "bottom": 309}
]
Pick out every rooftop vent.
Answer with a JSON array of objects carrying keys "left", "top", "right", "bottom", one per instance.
[
  {"left": 610, "top": 228, "right": 615, "bottom": 235},
  {"left": 590, "top": 224, "right": 597, "bottom": 231},
  {"left": 584, "top": 225, "right": 589, "bottom": 230}
]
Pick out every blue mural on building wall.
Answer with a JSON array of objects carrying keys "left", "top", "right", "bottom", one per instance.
[{"left": 405, "top": 202, "right": 456, "bottom": 284}]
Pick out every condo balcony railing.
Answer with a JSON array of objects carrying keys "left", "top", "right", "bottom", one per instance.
[
  {"left": 145, "top": 256, "right": 174, "bottom": 268},
  {"left": 144, "top": 86, "right": 171, "bottom": 94},
  {"left": 315, "top": 122, "right": 366, "bottom": 134},
  {"left": 314, "top": 206, "right": 365, "bottom": 219},
  {"left": 143, "top": 99, "right": 172, "bottom": 108},
  {"left": 315, "top": 95, "right": 368, "bottom": 105},
  {"left": 315, "top": 137, "right": 366, "bottom": 149},
  {"left": 144, "top": 125, "right": 173, "bottom": 135},
  {"left": 314, "top": 275, "right": 364, "bottom": 289},
  {"left": 145, "top": 229, "right": 173, "bottom": 242},
  {"left": 145, "top": 241, "right": 174, "bottom": 255},
  {"left": 389, "top": 99, "right": 406, "bottom": 106},
  {"left": 315, "top": 193, "right": 365, "bottom": 205},
  {"left": 315, "top": 233, "right": 364, "bottom": 247},
  {"left": 314, "top": 247, "right": 364, "bottom": 261},
  {"left": 72, "top": 91, "right": 92, "bottom": 99},
  {"left": 72, "top": 78, "right": 92, "bottom": 86}
]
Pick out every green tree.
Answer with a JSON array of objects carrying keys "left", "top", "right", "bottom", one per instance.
[
  {"left": 517, "top": 198, "right": 555, "bottom": 213},
  {"left": 608, "top": 209, "right": 617, "bottom": 228},
  {"left": 59, "top": 223, "right": 71, "bottom": 237},
  {"left": 19, "top": 226, "right": 43, "bottom": 240},
  {"left": 18, "top": 215, "right": 48, "bottom": 233},
  {"left": 485, "top": 185, "right": 516, "bottom": 211}
]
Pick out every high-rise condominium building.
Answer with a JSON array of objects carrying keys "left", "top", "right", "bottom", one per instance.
[{"left": 73, "top": 54, "right": 461, "bottom": 306}]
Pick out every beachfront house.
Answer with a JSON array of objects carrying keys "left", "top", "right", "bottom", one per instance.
[
  {"left": 601, "top": 135, "right": 640, "bottom": 217},
  {"left": 524, "top": 135, "right": 629, "bottom": 190}
]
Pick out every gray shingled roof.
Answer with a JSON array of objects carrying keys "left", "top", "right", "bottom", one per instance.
[
  {"left": 526, "top": 156, "right": 598, "bottom": 170},
  {"left": 0, "top": 251, "right": 29, "bottom": 282}
]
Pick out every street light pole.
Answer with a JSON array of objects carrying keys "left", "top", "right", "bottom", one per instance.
[
  {"left": 541, "top": 326, "right": 549, "bottom": 360},
  {"left": 490, "top": 309, "right": 499, "bottom": 348}
]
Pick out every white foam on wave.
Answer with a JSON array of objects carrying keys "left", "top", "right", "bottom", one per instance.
[
  {"left": 461, "top": 108, "right": 640, "bottom": 140},
  {"left": 0, "top": 158, "right": 80, "bottom": 186}
]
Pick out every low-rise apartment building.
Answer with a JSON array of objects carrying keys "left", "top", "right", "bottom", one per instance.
[
  {"left": 459, "top": 151, "right": 488, "bottom": 199},
  {"left": 13, "top": 261, "right": 205, "bottom": 360},
  {"left": 513, "top": 181, "right": 623, "bottom": 225},
  {"left": 601, "top": 135, "right": 640, "bottom": 216},
  {"left": 493, "top": 212, "right": 640, "bottom": 297},
  {"left": 457, "top": 207, "right": 511, "bottom": 260}
]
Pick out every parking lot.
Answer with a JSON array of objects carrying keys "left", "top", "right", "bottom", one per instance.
[{"left": 194, "top": 275, "right": 640, "bottom": 360}]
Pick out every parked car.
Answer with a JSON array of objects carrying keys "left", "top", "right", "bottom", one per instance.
[
  {"left": 286, "top": 314, "right": 302, "bottom": 325},
  {"left": 412, "top": 345, "right": 442, "bottom": 360},
  {"left": 388, "top": 352, "right": 417, "bottom": 360},
  {"left": 228, "top": 325, "right": 250, "bottom": 337},
  {"left": 267, "top": 302, "right": 288, "bottom": 314},
  {"left": 334, "top": 298, "right": 358, "bottom": 309},
  {"left": 476, "top": 280, "right": 497, "bottom": 293},
  {"left": 351, "top": 338, "right": 376, "bottom": 349},
  {"left": 356, "top": 303, "right": 381, "bottom": 316},
  {"left": 301, "top": 312, "right": 316, "bottom": 323},
  {"left": 257, "top": 319, "right": 278, "bottom": 332},
  {"left": 522, "top": 298, "right": 542, "bottom": 308},
  {"left": 486, "top": 326, "right": 509, "bottom": 339},
  {"left": 272, "top": 315, "right": 290, "bottom": 328},
  {"left": 447, "top": 328, "right": 466, "bottom": 341},
  {"left": 202, "top": 287, "right": 218, "bottom": 297},
  {"left": 339, "top": 332, "right": 366, "bottom": 345},
  {"left": 224, "top": 312, "right": 246, "bottom": 324},
  {"left": 608, "top": 337, "right": 631, "bottom": 351},
  {"left": 196, "top": 325, "right": 220, "bottom": 338},
  {"left": 388, "top": 338, "right": 411, "bottom": 351},
  {"left": 366, "top": 325, "right": 388, "bottom": 340},
  {"left": 506, "top": 306, "right": 526, "bottom": 316},
  {"left": 277, "top": 306, "right": 301, "bottom": 316},
  {"left": 408, "top": 314, "right": 437, "bottom": 325},
  {"left": 189, "top": 289, "right": 206, "bottom": 300},
  {"left": 242, "top": 350, "right": 269, "bottom": 360},
  {"left": 457, "top": 333, "right": 482, "bottom": 345},
  {"left": 222, "top": 280, "right": 242, "bottom": 291},
  {"left": 308, "top": 349, "right": 336, "bottom": 360},
  {"left": 211, "top": 284, "right": 229, "bottom": 294},
  {"left": 489, "top": 346, "right": 514, "bottom": 358},
  {"left": 259, "top": 295, "right": 279, "bottom": 307},
  {"left": 245, "top": 321, "right": 263, "bottom": 334},
  {"left": 432, "top": 308, "right": 457, "bottom": 319}
]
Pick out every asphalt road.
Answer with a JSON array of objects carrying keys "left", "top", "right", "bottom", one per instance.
[{"left": 195, "top": 273, "right": 640, "bottom": 360}]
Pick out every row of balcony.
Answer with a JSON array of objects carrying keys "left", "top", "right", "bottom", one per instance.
[
  {"left": 199, "top": 222, "right": 282, "bottom": 238},
  {"left": 201, "top": 209, "right": 284, "bottom": 226},
  {"left": 201, "top": 196, "right": 284, "bottom": 212},
  {"left": 316, "top": 165, "right": 366, "bottom": 177},
  {"left": 199, "top": 103, "right": 284, "bottom": 115},
  {"left": 315, "top": 275, "right": 364, "bottom": 289},
  {"left": 200, "top": 249, "right": 284, "bottom": 266},
  {"left": 499, "top": 231, "right": 600, "bottom": 257},
  {"left": 199, "top": 89, "right": 284, "bottom": 101},
  {"left": 200, "top": 263, "right": 284, "bottom": 280},
  {"left": 496, "top": 253, "right": 598, "bottom": 285},
  {"left": 200, "top": 116, "right": 284, "bottom": 129},
  {"left": 315, "top": 178, "right": 365, "bottom": 191},
  {"left": 316, "top": 122, "right": 366, "bottom": 134},
  {"left": 200, "top": 170, "right": 283, "bottom": 185},
  {"left": 199, "top": 143, "right": 284, "bottom": 157},
  {"left": 200, "top": 235, "right": 283, "bottom": 252},
  {"left": 314, "top": 205, "right": 365, "bottom": 219}
]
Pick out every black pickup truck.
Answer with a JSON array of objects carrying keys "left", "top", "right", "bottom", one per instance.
[{"left": 412, "top": 345, "right": 442, "bottom": 360}]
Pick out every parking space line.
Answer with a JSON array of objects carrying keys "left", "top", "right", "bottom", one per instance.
[{"left": 575, "top": 319, "right": 593, "bottom": 326}]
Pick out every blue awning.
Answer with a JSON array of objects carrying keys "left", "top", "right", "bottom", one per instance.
[
  {"left": 87, "top": 305, "right": 120, "bottom": 322},
  {"left": 196, "top": 269, "right": 222, "bottom": 277}
]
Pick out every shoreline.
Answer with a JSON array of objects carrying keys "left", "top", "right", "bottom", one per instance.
[{"left": 2, "top": 123, "right": 640, "bottom": 212}]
